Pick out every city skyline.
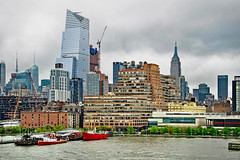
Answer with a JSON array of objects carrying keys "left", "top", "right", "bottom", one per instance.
[{"left": 1, "top": 0, "right": 240, "bottom": 97}]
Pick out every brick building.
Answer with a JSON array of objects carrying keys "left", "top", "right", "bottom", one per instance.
[{"left": 213, "top": 101, "right": 231, "bottom": 114}]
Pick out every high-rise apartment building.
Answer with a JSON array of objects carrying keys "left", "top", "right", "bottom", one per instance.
[
  {"left": 49, "top": 63, "right": 71, "bottom": 102},
  {"left": 113, "top": 62, "right": 124, "bottom": 85},
  {"left": 56, "top": 57, "right": 77, "bottom": 79},
  {"left": 70, "top": 78, "right": 83, "bottom": 104},
  {"left": 0, "top": 61, "right": 6, "bottom": 93},
  {"left": 170, "top": 42, "right": 181, "bottom": 86},
  {"left": 61, "top": 9, "right": 89, "bottom": 89},
  {"left": 218, "top": 75, "right": 228, "bottom": 100},
  {"left": 115, "top": 62, "right": 165, "bottom": 109},
  {"left": 86, "top": 71, "right": 108, "bottom": 96},
  {"left": 232, "top": 76, "right": 240, "bottom": 112},
  {"left": 193, "top": 89, "right": 199, "bottom": 100},
  {"left": 198, "top": 83, "right": 210, "bottom": 101}
]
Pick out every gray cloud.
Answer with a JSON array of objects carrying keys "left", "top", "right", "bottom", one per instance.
[{"left": 0, "top": 0, "right": 240, "bottom": 97}]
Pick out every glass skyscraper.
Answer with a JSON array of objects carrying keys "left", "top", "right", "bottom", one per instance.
[
  {"left": 198, "top": 83, "right": 210, "bottom": 101},
  {"left": 218, "top": 75, "right": 228, "bottom": 100},
  {"left": 170, "top": 42, "right": 181, "bottom": 86},
  {"left": 61, "top": 9, "right": 89, "bottom": 89},
  {"left": 0, "top": 61, "right": 6, "bottom": 93},
  {"left": 26, "top": 64, "right": 39, "bottom": 91},
  {"left": 232, "top": 76, "right": 240, "bottom": 112},
  {"left": 113, "top": 62, "right": 124, "bottom": 85}
]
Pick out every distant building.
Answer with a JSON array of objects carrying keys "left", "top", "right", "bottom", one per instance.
[
  {"left": 179, "top": 76, "right": 186, "bottom": 100},
  {"left": 193, "top": 89, "right": 199, "bottom": 100},
  {"left": 113, "top": 62, "right": 124, "bottom": 85},
  {"left": 0, "top": 96, "right": 48, "bottom": 120},
  {"left": 108, "top": 83, "right": 114, "bottom": 92},
  {"left": 41, "top": 79, "right": 50, "bottom": 99},
  {"left": 198, "top": 83, "right": 210, "bottom": 101},
  {"left": 0, "top": 61, "right": 6, "bottom": 94},
  {"left": 84, "top": 95, "right": 156, "bottom": 129},
  {"left": 61, "top": 9, "right": 89, "bottom": 90},
  {"left": 21, "top": 111, "right": 69, "bottom": 128},
  {"left": 232, "top": 76, "right": 240, "bottom": 112},
  {"left": 41, "top": 79, "right": 50, "bottom": 89},
  {"left": 160, "top": 74, "right": 181, "bottom": 110},
  {"left": 70, "top": 78, "right": 83, "bottom": 104},
  {"left": 86, "top": 71, "right": 108, "bottom": 96},
  {"left": 168, "top": 102, "right": 206, "bottom": 113},
  {"left": 26, "top": 64, "right": 39, "bottom": 91},
  {"left": 218, "top": 75, "right": 228, "bottom": 100},
  {"left": 56, "top": 57, "right": 77, "bottom": 79},
  {"left": 48, "top": 63, "right": 71, "bottom": 102},
  {"left": 213, "top": 100, "right": 231, "bottom": 114},
  {"left": 90, "top": 45, "right": 99, "bottom": 72},
  {"left": 170, "top": 42, "right": 181, "bottom": 86}
]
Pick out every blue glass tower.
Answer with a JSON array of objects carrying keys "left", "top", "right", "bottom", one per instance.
[
  {"left": 26, "top": 64, "right": 39, "bottom": 91},
  {"left": 61, "top": 9, "right": 89, "bottom": 90},
  {"left": 198, "top": 83, "right": 210, "bottom": 101},
  {"left": 218, "top": 75, "right": 228, "bottom": 100},
  {"left": 170, "top": 42, "right": 181, "bottom": 86},
  {"left": 70, "top": 78, "right": 83, "bottom": 104},
  {"left": 113, "top": 62, "right": 124, "bottom": 85}
]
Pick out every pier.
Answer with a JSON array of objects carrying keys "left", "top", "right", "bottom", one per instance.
[{"left": 228, "top": 141, "right": 240, "bottom": 150}]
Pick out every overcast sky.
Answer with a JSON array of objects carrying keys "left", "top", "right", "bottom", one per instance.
[{"left": 1, "top": 0, "right": 240, "bottom": 97}]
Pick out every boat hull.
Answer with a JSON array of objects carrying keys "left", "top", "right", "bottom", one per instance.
[
  {"left": 83, "top": 132, "right": 109, "bottom": 140},
  {"left": 38, "top": 140, "right": 67, "bottom": 146}
]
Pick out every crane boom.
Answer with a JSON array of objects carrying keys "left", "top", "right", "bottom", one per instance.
[
  {"left": 96, "top": 26, "right": 107, "bottom": 71},
  {"left": 12, "top": 80, "right": 21, "bottom": 120}
]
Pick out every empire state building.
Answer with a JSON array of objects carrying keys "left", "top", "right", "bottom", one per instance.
[{"left": 170, "top": 42, "right": 181, "bottom": 86}]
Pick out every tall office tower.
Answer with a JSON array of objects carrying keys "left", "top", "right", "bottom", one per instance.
[
  {"left": 0, "top": 61, "right": 6, "bottom": 93},
  {"left": 170, "top": 42, "right": 181, "bottom": 86},
  {"left": 160, "top": 74, "right": 181, "bottom": 109},
  {"left": 179, "top": 76, "right": 186, "bottom": 100},
  {"left": 193, "top": 89, "right": 199, "bottom": 100},
  {"left": 232, "top": 76, "right": 240, "bottom": 112},
  {"left": 70, "top": 78, "right": 83, "bottom": 104},
  {"left": 218, "top": 75, "right": 228, "bottom": 100},
  {"left": 113, "top": 62, "right": 124, "bottom": 85},
  {"left": 90, "top": 45, "right": 99, "bottom": 72},
  {"left": 115, "top": 62, "right": 165, "bottom": 110},
  {"left": 61, "top": 9, "right": 89, "bottom": 89},
  {"left": 198, "top": 83, "right": 210, "bottom": 101},
  {"left": 49, "top": 63, "right": 71, "bottom": 102},
  {"left": 86, "top": 71, "right": 108, "bottom": 96},
  {"left": 26, "top": 64, "right": 39, "bottom": 91}
]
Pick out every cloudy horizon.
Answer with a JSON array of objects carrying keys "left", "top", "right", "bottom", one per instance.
[{"left": 1, "top": 0, "right": 240, "bottom": 97}]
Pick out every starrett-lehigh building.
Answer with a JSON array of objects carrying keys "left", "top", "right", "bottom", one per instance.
[{"left": 83, "top": 62, "right": 174, "bottom": 130}]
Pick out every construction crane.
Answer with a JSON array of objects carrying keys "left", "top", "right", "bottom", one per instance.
[
  {"left": 28, "top": 71, "right": 38, "bottom": 111},
  {"left": 96, "top": 26, "right": 107, "bottom": 71},
  {"left": 12, "top": 80, "right": 21, "bottom": 120}
]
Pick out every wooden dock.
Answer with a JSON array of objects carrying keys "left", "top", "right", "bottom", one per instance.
[{"left": 228, "top": 141, "right": 240, "bottom": 150}]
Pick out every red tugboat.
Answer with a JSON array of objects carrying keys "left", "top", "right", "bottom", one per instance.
[{"left": 82, "top": 131, "right": 109, "bottom": 140}]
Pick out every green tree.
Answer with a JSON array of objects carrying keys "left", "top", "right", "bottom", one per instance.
[
  {"left": 195, "top": 128, "right": 200, "bottom": 135},
  {"left": 202, "top": 128, "right": 208, "bottom": 135},
  {"left": 185, "top": 127, "right": 191, "bottom": 135},
  {"left": 209, "top": 127, "right": 217, "bottom": 135},
  {"left": 174, "top": 127, "right": 181, "bottom": 134},
  {"left": 150, "top": 126, "right": 159, "bottom": 134},
  {"left": 126, "top": 126, "right": 135, "bottom": 134},
  {"left": 141, "top": 129, "right": 145, "bottom": 134},
  {"left": 11, "top": 126, "right": 20, "bottom": 134},
  {"left": 36, "top": 128, "right": 42, "bottom": 133},
  {"left": 233, "top": 127, "right": 240, "bottom": 136},
  {"left": 76, "top": 126, "right": 80, "bottom": 130},
  {"left": 161, "top": 126, "right": 169, "bottom": 134},
  {"left": 0, "top": 127, "right": 6, "bottom": 134},
  {"left": 221, "top": 127, "right": 231, "bottom": 136}
]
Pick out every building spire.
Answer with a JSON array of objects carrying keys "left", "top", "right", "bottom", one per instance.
[
  {"left": 174, "top": 41, "right": 178, "bottom": 56},
  {"left": 16, "top": 52, "right": 18, "bottom": 73}
]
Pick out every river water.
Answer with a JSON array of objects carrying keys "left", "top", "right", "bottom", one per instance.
[{"left": 1, "top": 136, "right": 240, "bottom": 160}]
